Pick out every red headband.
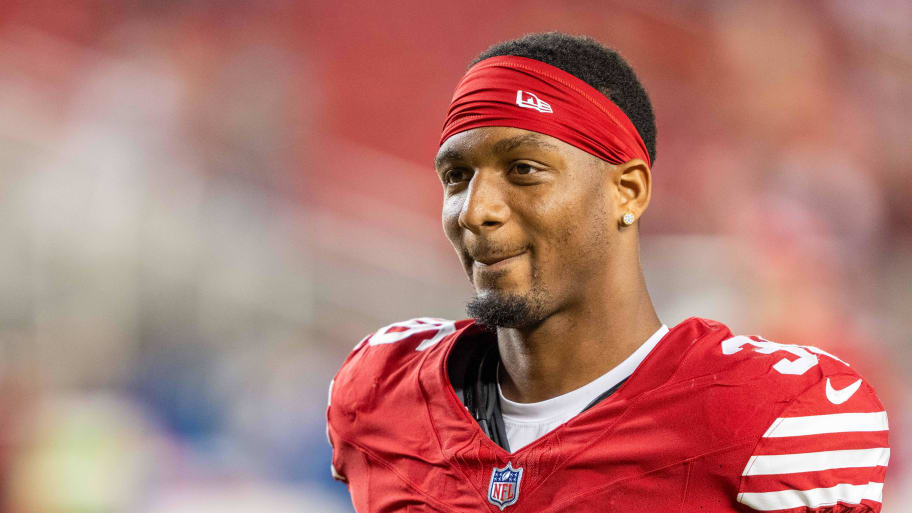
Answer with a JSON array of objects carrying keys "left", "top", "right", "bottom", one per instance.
[{"left": 440, "top": 55, "right": 650, "bottom": 167}]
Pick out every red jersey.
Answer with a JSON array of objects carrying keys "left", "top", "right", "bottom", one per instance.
[{"left": 327, "top": 317, "right": 889, "bottom": 512}]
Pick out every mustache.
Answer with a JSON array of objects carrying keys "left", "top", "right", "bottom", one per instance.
[{"left": 463, "top": 240, "right": 530, "bottom": 261}]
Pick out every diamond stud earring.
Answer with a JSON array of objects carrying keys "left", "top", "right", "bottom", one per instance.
[{"left": 621, "top": 212, "right": 636, "bottom": 226}]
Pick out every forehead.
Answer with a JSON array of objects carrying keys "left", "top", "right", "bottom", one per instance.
[{"left": 435, "top": 127, "right": 568, "bottom": 167}]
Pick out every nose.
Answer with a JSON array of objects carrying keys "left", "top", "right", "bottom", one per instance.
[{"left": 457, "top": 171, "right": 509, "bottom": 234}]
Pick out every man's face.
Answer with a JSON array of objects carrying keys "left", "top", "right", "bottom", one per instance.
[{"left": 435, "top": 126, "right": 620, "bottom": 328}]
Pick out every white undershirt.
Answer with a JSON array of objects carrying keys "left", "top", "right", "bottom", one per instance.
[{"left": 498, "top": 324, "right": 669, "bottom": 452}]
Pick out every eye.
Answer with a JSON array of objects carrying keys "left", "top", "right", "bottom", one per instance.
[
  {"left": 443, "top": 168, "right": 472, "bottom": 185},
  {"left": 509, "top": 161, "right": 547, "bottom": 180},
  {"left": 511, "top": 163, "right": 537, "bottom": 175}
]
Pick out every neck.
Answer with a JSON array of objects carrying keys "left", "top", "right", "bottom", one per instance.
[{"left": 496, "top": 265, "right": 661, "bottom": 404}]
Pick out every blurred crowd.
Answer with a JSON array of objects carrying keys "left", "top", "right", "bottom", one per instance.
[{"left": 0, "top": 1, "right": 909, "bottom": 511}]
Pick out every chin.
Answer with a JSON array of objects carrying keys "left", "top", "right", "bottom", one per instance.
[{"left": 465, "top": 288, "right": 547, "bottom": 329}]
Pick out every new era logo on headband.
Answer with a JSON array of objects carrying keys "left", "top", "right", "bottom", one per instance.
[{"left": 515, "top": 90, "right": 553, "bottom": 114}]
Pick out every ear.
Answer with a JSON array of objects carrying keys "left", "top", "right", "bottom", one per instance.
[{"left": 614, "top": 158, "right": 652, "bottom": 221}]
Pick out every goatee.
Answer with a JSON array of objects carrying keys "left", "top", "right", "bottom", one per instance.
[{"left": 466, "top": 289, "right": 547, "bottom": 328}]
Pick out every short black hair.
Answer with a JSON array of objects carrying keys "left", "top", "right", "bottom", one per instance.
[{"left": 471, "top": 32, "right": 656, "bottom": 165}]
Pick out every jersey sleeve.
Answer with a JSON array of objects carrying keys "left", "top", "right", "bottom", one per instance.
[
  {"left": 736, "top": 365, "right": 889, "bottom": 513},
  {"left": 326, "top": 377, "right": 348, "bottom": 483},
  {"left": 325, "top": 317, "right": 462, "bottom": 486}
]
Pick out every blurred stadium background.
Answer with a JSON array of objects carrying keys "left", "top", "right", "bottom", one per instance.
[{"left": 0, "top": 1, "right": 909, "bottom": 511}]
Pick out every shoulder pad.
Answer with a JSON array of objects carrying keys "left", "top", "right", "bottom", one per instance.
[
  {"left": 326, "top": 317, "right": 466, "bottom": 483},
  {"left": 680, "top": 330, "right": 861, "bottom": 390},
  {"left": 329, "top": 317, "right": 464, "bottom": 412},
  {"left": 722, "top": 336, "right": 889, "bottom": 512}
]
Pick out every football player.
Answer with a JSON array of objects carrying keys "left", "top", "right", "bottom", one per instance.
[{"left": 327, "top": 32, "right": 889, "bottom": 512}]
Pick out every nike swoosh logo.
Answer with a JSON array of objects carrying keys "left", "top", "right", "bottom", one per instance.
[{"left": 825, "top": 378, "right": 862, "bottom": 404}]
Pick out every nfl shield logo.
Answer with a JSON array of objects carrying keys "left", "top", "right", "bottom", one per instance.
[{"left": 488, "top": 462, "right": 523, "bottom": 510}]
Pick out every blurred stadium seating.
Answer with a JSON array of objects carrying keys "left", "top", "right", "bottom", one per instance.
[{"left": 0, "top": 1, "right": 909, "bottom": 511}]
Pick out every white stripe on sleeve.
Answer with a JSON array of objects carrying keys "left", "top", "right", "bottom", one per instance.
[
  {"left": 738, "top": 481, "right": 883, "bottom": 511},
  {"left": 742, "top": 448, "right": 890, "bottom": 476},
  {"left": 763, "top": 411, "right": 889, "bottom": 438}
]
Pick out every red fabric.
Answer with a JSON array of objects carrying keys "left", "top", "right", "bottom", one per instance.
[
  {"left": 327, "top": 317, "right": 888, "bottom": 512},
  {"left": 440, "top": 55, "right": 651, "bottom": 167}
]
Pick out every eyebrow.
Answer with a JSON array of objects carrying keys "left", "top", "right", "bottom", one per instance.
[
  {"left": 434, "top": 148, "right": 464, "bottom": 169},
  {"left": 491, "top": 134, "right": 559, "bottom": 155},
  {"left": 434, "top": 134, "right": 560, "bottom": 169}
]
